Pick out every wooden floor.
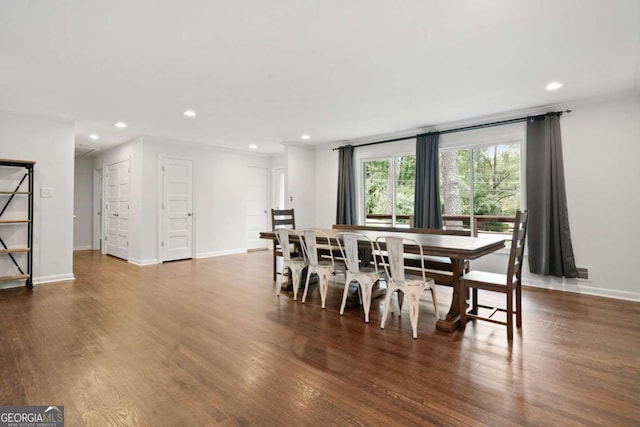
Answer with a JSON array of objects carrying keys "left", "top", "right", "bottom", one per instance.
[{"left": 1, "top": 250, "right": 639, "bottom": 426}]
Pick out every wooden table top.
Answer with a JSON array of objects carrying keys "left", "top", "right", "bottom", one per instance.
[{"left": 260, "top": 228, "right": 505, "bottom": 260}]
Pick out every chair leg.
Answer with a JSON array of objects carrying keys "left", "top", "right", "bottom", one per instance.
[
  {"left": 301, "top": 271, "right": 312, "bottom": 303},
  {"left": 429, "top": 286, "right": 440, "bottom": 320},
  {"left": 276, "top": 266, "right": 285, "bottom": 296},
  {"left": 397, "top": 290, "right": 404, "bottom": 314},
  {"left": 516, "top": 283, "right": 522, "bottom": 328},
  {"left": 291, "top": 268, "right": 300, "bottom": 301},
  {"left": 340, "top": 275, "right": 352, "bottom": 315},
  {"left": 361, "top": 280, "right": 374, "bottom": 323},
  {"left": 407, "top": 290, "right": 421, "bottom": 339},
  {"left": 507, "top": 288, "right": 514, "bottom": 340},
  {"left": 380, "top": 286, "right": 394, "bottom": 329},
  {"left": 319, "top": 273, "right": 328, "bottom": 309},
  {"left": 472, "top": 288, "right": 478, "bottom": 314},
  {"left": 273, "top": 250, "right": 277, "bottom": 281}
]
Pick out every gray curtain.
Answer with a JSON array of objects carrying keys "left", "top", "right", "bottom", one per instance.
[
  {"left": 336, "top": 145, "right": 357, "bottom": 225},
  {"left": 526, "top": 114, "right": 578, "bottom": 278},
  {"left": 414, "top": 133, "right": 442, "bottom": 228}
]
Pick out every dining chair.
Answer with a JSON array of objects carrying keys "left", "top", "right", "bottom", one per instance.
[
  {"left": 336, "top": 232, "right": 382, "bottom": 323},
  {"left": 376, "top": 236, "right": 440, "bottom": 339},
  {"left": 274, "top": 228, "right": 307, "bottom": 301},
  {"left": 300, "top": 229, "right": 335, "bottom": 309},
  {"left": 271, "top": 209, "right": 297, "bottom": 281},
  {"left": 459, "top": 210, "right": 529, "bottom": 340}
]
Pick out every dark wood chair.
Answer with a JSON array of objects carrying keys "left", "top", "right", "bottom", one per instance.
[
  {"left": 460, "top": 210, "right": 529, "bottom": 340},
  {"left": 271, "top": 209, "right": 296, "bottom": 281}
]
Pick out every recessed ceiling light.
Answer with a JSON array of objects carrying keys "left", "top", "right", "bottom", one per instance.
[
  {"left": 115, "top": 121, "right": 127, "bottom": 128},
  {"left": 183, "top": 110, "right": 197, "bottom": 117},
  {"left": 301, "top": 134, "right": 311, "bottom": 140},
  {"left": 249, "top": 144, "right": 257, "bottom": 149},
  {"left": 89, "top": 134, "right": 99, "bottom": 140},
  {"left": 545, "top": 81, "right": 564, "bottom": 91}
]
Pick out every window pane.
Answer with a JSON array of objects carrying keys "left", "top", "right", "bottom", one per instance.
[
  {"left": 472, "top": 144, "right": 520, "bottom": 234},
  {"left": 395, "top": 155, "right": 415, "bottom": 227},
  {"left": 364, "top": 159, "right": 391, "bottom": 226},
  {"left": 440, "top": 149, "right": 471, "bottom": 230},
  {"left": 472, "top": 144, "right": 520, "bottom": 215}
]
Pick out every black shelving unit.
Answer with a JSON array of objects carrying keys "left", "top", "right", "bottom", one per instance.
[{"left": 0, "top": 158, "right": 35, "bottom": 289}]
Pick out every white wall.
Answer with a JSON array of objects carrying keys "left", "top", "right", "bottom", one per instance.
[
  {"left": 73, "top": 156, "right": 93, "bottom": 249},
  {"left": 313, "top": 95, "right": 640, "bottom": 301},
  {"left": 285, "top": 145, "right": 315, "bottom": 229},
  {"left": 0, "top": 110, "right": 75, "bottom": 288},
  {"left": 137, "top": 137, "right": 271, "bottom": 263},
  {"left": 314, "top": 143, "right": 339, "bottom": 228}
]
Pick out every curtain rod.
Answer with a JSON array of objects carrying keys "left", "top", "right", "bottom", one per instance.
[{"left": 332, "top": 110, "right": 571, "bottom": 151}]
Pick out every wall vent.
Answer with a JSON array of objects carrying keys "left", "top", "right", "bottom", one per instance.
[{"left": 576, "top": 266, "right": 590, "bottom": 281}]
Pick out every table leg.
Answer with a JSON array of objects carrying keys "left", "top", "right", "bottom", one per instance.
[{"left": 436, "top": 257, "right": 465, "bottom": 333}]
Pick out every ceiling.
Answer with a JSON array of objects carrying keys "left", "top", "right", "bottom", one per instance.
[{"left": 1, "top": 0, "right": 639, "bottom": 155}]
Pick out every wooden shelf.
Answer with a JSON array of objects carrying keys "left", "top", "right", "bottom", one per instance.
[
  {"left": 0, "top": 159, "right": 36, "bottom": 167},
  {"left": 0, "top": 248, "right": 30, "bottom": 254},
  {"left": 0, "top": 159, "right": 34, "bottom": 289},
  {"left": 0, "top": 274, "right": 30, "bottom": 282}
]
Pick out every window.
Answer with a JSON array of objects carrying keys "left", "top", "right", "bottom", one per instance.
[
  {"left": 363, "top": 155, "right": 415, "bottom": 227},
  {"left": 440, "top": 142, "right": 522, "bottom": 235},
  {"left": 357, "top": 124, "right": 524, "bottom": 234}
]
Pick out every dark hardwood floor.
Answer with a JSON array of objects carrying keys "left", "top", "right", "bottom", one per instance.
[{"left": 1, "top": 250, "right": 639, "bottom": 426}]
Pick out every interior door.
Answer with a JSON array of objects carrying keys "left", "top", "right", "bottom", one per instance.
[
  {"left": 161, "top": 157, "right": 193, "bottom": 261},
  {"left": 106, "top": 159, "right": 129, "bottom": 260},
  {"left": 246, "top": 166, "right": 268, "bottom": 250}
]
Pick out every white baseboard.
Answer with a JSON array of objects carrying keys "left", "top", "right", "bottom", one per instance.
[
  {"left": 196, "top": 248, "right": 247, "bottom": 259},
  {"left": 128, "top": 258, "right": 160, "bottom": 266},
  {"left": 524, "top": 279, "right": 640, "bottom": 302},
  {"left": 35, "top": 273, "right": 76, "bottom": 285},
  {"left": 0, "top": 273, "right": 75, "bottom": 290},
  {"left": 73, "top": 245, "right": 93, "bottom": 251}
]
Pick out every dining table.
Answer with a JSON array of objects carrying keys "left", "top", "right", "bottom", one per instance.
[{"left": 260, "top": 227, "right": 505, "bottom": 333}]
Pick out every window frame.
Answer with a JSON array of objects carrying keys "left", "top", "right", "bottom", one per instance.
[
  {"left": 354, "top": 122, "right": 527, "bottom": 232},
  {"left": 354, "top": 138, "right": 416, "bottom": 226},
  {"left": 439, "top": 122, "right": 527, "bottom": 235}
]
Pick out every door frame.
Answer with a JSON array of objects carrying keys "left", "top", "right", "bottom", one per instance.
[
  {"left": 158, "top": 155, "right": 195, "bottom": 262},
  {"left": 93, "top": 167, "right": 103, "bottom": 251}
]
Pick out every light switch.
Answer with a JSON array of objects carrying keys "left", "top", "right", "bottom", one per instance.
[{"left": 41, "top": 187, "right": 54, "bottom": 198}]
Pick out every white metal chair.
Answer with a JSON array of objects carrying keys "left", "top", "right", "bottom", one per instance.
[
  {"left": 300, "top": 229, "right": 335, "bottom": 309},
  {"left": 337, "top": 232, "right": 381, "bottom": 322},
  {"left": 275, "top": 228, "right": 307, "bottom": 301},
  {"left": 376, "top": 236, "right": 440, "bottom": 339}
]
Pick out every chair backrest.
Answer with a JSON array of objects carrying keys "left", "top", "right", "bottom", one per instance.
[
  {"left": 300, "top": 229, "right": 334, "bottom": 268},
  {"left": 332, "top": 223, "right": 470, "bottom": 236},
  {"left": 337, "top": 232, "right": 378, "bottom": 274},
  {"left": 275, "top": 228, "right": 299, "bottom": 262},
  {"left": 506, "top": 210, "right": 528, "bottom": 285},
  {"left": 376, "top": 236, "right": 425, "bottom": 283},
  {"left": 272, "top": 209, "right": 295, "bottom": 230}
]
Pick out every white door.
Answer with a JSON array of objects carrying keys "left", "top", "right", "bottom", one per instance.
[
  {"left": 161, "top": 157, "right": 193, "bottom": 261},
  {"left": 106, "top": 159, "right": 129, "bottom": 260},
  {"left": 246, "top": 166, "right": 268, "bottom": 250}
]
